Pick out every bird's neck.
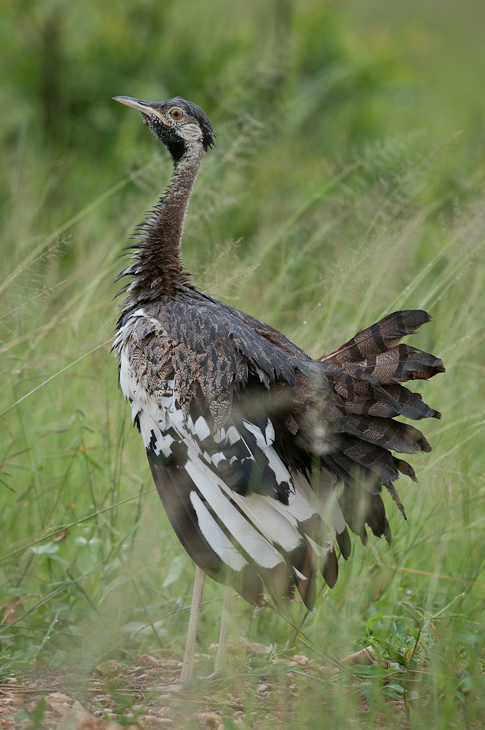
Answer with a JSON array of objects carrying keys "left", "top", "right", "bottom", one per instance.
[{"left": 124, "top": 143, "right": 205, "bottom": 303}]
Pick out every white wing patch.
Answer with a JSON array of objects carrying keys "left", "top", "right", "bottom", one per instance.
[
  {"left": 194, "top": 416, "right": 211, "bottom": 441},
  {"left": 185, "top": 459, "right": 282, "bottom": 570},
  {"left": 243, "top": 419, "right": 292, "bottom": 486},
  {"left": 115, "top": 313, "right": 339, "bottom": 585},
  {"left": 244, "top": 494, "right": 302, "bottom": 552},
  {"left": 190, "top": 491, "right": 247, "bottom": 571}
]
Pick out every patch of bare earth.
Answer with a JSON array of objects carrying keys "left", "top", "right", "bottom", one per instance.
[
  {"left": 0, "top": 646, "right": 317, "bottom": 730},
  {"left": 0, "top": 644, "right": 447, "bottom": 729}
]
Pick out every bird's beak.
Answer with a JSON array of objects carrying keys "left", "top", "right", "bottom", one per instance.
[{"left": 113, "top": 96, "right": 169, "bottom": 125}]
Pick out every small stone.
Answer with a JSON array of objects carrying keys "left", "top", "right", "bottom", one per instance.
[
  {"left": 293, "top": 655, "right": 311, "bottom": 665},
  {"left": 56, "top": 700, "right": 99, "bottom": 730},
  {"left": 26, "top": 703, "right": 37, "bottom": 714},
  {"left": 257, "top": 684, "right": 268, "bottom": 693},
  {"left": 198, "top": 712, "right": 222, "bottom": 728},
  {"left": 227, "top": 637, "right": 270, "bottom": 656},
  {"left": 46, "top": 693, "right": 72, "bottom": 707},
  {"left": 11, "top": 698, "right": 23, "bottom": 707},
  {"left": 95, "top": 660, "right": 122, "bottom": 676},
  {"left": 139, "top": 654, "right": 161, "bottom": 667},
  {"left": 227, "top": 694, "right": 243, "bottom": 711},
  {"left": 139, "top": 717, "right": 172, "bottom": 728},
  {"left": 342, "top": 646, "right": 376, "bottom": 667}
]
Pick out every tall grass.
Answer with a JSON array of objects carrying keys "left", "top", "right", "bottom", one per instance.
[{"left": 1, "top": 106, "right": 485, "bottom": 727}]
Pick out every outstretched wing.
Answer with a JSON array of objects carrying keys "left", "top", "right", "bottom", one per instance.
[
  {"left": 116, "top": 298, "right": 444, "bottom": 606},
  {"left": 123, "top": 361, "right": 343, "bottom": 608}
]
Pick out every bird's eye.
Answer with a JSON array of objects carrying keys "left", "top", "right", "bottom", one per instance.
[{"left": 169, "top": 107, "right": 184, "bottom": 121}]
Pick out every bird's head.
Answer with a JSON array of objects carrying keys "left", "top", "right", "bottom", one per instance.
[{"left": 113, "top": 95, "right": 215, "bottom": 162}]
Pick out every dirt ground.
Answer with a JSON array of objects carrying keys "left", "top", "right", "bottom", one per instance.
[
  {"left": 0, "top": 643, "right": 421, "bottom": 730},
  {"left": 0, "top": 647, "right": 330, "bottom": 730}
]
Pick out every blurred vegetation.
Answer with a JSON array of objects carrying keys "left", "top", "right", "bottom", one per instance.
[{"left": 1, "top": 0, "right": 485, "bottom": 728}]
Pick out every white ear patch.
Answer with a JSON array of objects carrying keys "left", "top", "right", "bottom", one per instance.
[{"left": 179, "top": 123, "right": 203, "bottom": 142}]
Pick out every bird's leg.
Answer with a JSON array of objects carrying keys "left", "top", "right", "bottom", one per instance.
[
  {"left": 180, "top": 565, "right": 206, "bottom": 685},
  {"left": 214, "top": 584, "right": 232, "bottom": 674}
]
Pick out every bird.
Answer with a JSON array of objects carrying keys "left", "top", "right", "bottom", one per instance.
[{"left": 112, "top": 94, "right": 445, "bottom": 683}]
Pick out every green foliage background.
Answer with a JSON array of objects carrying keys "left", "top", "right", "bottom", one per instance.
[{"left": 1, "top": 0, "right": 485, "bottom": 727}]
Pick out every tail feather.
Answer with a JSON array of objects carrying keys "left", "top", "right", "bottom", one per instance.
[
  {"left": 385, "top": 483, "right": 407, "bottom": 520},
  {"left": 337, "top": 486, "right": 391, "bottom": 543},
  {"left": 364, "top": 494, "right": 392, "bottom": 542},
  {"left": 328, "top": 405, "right": 431, "bottom": 454},
  {"left": 314, "top": 308, "right": 444, "bottom": 546},
  {"left": 325, "top": 435, "right": 400, "bottom": 488},
  {"left": 357, "top": 345, "right": 445, "bottom": 384},
  {"left": 321, "top": 310, "right": 435, "bottom": 365},
  {"left": 333, "top": 372, "right": 441, "bottom": 421},
  {"left": 320, "top": 309, "right": 445, "bottom": 385},
  {"left": 395, "top": 458, "right": 417, "bottom": 482},
  {"left": 323, "top": 545, "right": 339, "bottom": 587}
]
